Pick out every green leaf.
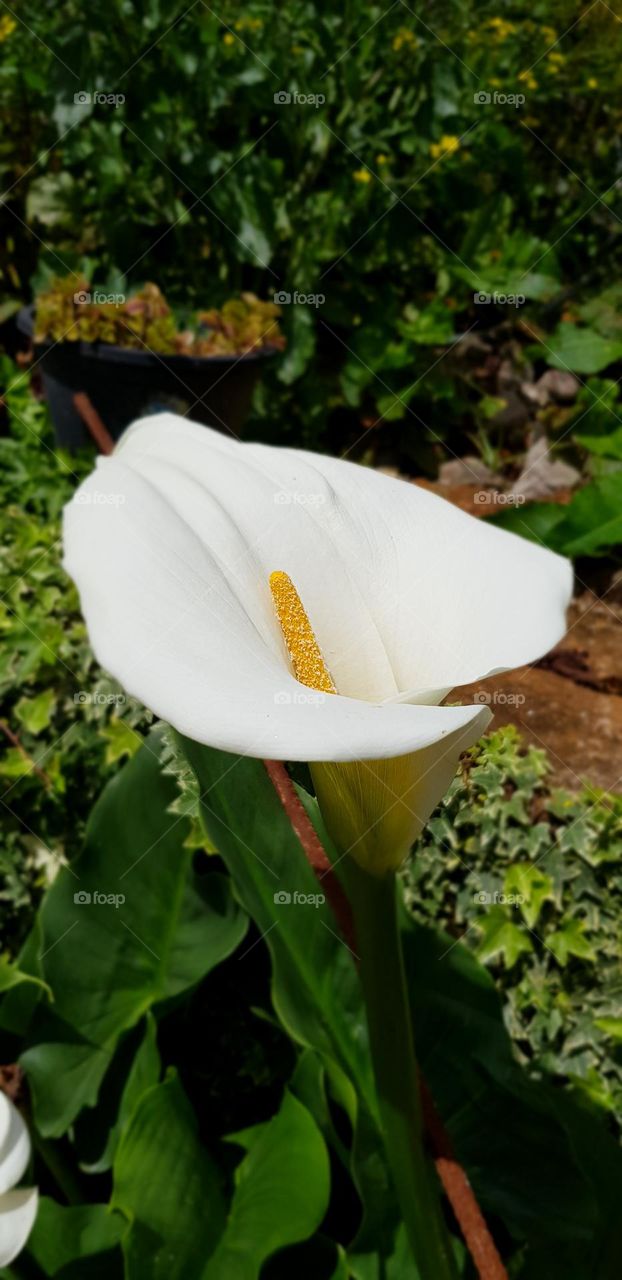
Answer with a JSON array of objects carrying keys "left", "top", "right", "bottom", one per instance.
[
  {"left": 550, "top": 473, "right": 622, "bottom": 556},
  {"left": 112, "top": 1073, "right": 226, "bottom": 1280},
  {"left": 100, "top": 717, "right": 143, "bottom": 764},
  {"left": 548, "top": 919, "right": 596, "bottom": 967},
  {"left": 504, "top": 863, "right": 554, "bottom": 929},
  {"left": 277, "top": 305, "right": 316, "bottom": 385},
  {"left": 402, "top": 914, "right": 611, "bottom": 1252},
  {"left": 491, "top": 473, "right": 622, "bottom": 557},
  {"left": 14, "top": 688, "right": 57, "bottom": 735},
  {"left": 203, "top": 1090, "right": 330, "bottom": 1279},
  {"left": 487, "top": 502, "right": 566, "bottom": 548},
  {"left": 24, "top": 1198, "right": 124, "bottom": 1277},
  {"left": 349, "top": 1225, "right": 414, "bottom": 1278},
  {"left": 0, "top": 956, "right": 50, "bottom": 999},
  {"left": 475, "top": 906, "right": 533, "bottom": 968},
  {"left": 79, "top": 1013, "right": 161, "bottom": 1173},
  {"left": 20, "top": 731, "right": 247, "bottom": 1135},
  {"left": 545, "top": 323, "right": 622, "bottom": 375},
  {"left": 178, "top": 736, "right": 396, "bottom": 1253},
  {"left": 400, "top": 301, "right": 454, "bottom": 346},
  {"left": 594, "top": 1017, "right": 622, "bottom": 1043}
]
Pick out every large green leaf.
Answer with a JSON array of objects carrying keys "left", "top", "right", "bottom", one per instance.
[
  {"left": 178, "top": 736, "right": 396, "bottom": 1253},
  {"left": 549, "top": 473, "right": 622, "bottom": 557},
  {"left": 545, "top": 324, "right": 622, "bottom": 374},
  {"left": 402, "top": 908, "right": 622, "bottom": 1264},
  {"left": 19, "top": 731, "right": 247, "bottom": 1135},
  {"left": 203, "top": 1090, "right": 330, "bottom": 1279},
  {"left": 76, "top": 1013, "right": 161, "bottom": 1173},
  {"left": 21, "top": 1199, "right": 124, "bottom": 1278},
  {"left": 491, "top": 473, "right": 622, "bottom": 557},
  {"left": 112, "top": 1072, "right": 226, "bottom": 1280}
]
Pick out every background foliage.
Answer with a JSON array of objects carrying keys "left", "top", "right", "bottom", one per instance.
[
  {"left": 2, "top": 0, "right": 622, "bottom": 474},
  {"left": 1, "top": 1, "right": 622, "bottom": 1275}
]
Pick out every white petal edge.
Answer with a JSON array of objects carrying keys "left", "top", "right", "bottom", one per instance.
[
  {"left": 0, "top": 1188, "right": 38, "bottom": 1267},
  {"left": 0, "top": 1095, "right": 30, "bottom": 1197}
]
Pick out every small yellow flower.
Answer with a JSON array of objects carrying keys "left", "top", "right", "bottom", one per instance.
[
  {"left": 223, "top": 31, "right": 235, "bottom": 46},
  {"left": 353, "top": 168, "right": 372, "bottom": 184},
  {"left": 376, "top": 153, "right": 389, "bottom": 165},
  {"left": 587, "top": 76, "right": 599, "bottom": 89},
  {"left": 487, "top": 17, "right": 516, "bottom": 39},
  {"left": 542, "top": 26, "right": 558, "bottom": 42},
  {"left": 518, "top": 70, "right": 538, "bottom": 90},
  {"left": 429, "top": 134, "right": 460, "bottom": 161},
  {"left": 392, "top": 26, "right": 418, "bottom": 52},
  {"left": 548, "top": 50, "right": 564, "bottom": 63},
  {"left": 490, "top": 77, "right": 502, "bottom": 88},
  {"left": 0, "top": 14, "right": 16, "bottom": 40}
]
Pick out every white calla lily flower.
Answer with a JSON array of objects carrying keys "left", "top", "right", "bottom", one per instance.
[
  {"left": 0, "top": 1094, "right": 38, "bottom": 1267},
  {"left": 63, "top": 413, "right": 571, "bottom": 872}
]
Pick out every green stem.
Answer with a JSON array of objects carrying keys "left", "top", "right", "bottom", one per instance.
[{"left": 342, "top": 856, "right": 457, "bottom": 1280}]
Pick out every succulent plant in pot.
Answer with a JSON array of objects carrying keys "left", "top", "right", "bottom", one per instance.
[{"left": 20, "top": 277, "right": 285, "bottom": 450}]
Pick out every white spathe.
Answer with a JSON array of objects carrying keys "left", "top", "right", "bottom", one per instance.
[
  {"left": 0, "top": 1094, "right": 37, "bottom": 1267},
  {"left": 64, "top": 413, "right": 571, "bottom": 762},
  {"left": 63, "top": 414, "right": 571, "bottom": 866}
]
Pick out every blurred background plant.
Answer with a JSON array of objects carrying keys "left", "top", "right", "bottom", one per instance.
[{"left": 1, "top": 0, "right": 622, "bottom": 477}]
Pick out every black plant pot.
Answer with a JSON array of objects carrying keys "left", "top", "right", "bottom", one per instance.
[{"left": 18, "top": 306, "right": 275, "bottom": 451}]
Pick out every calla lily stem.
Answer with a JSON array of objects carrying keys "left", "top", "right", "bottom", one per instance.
[{"left": 342, "top": 856, "right": 458, "bottom": 1280}]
